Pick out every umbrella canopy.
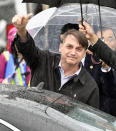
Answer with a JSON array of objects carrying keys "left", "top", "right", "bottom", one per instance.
[
  {"left": 22, "top": 0, "right": 116, "bottom": 9},
  {"left": 26, "top": 7, "right": 57, "bottom": 36},
  {"left": 26, "top": 3, "right": 116, "bottom": 52}
]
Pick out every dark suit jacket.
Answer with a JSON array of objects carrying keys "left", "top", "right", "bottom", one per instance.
[
  {"left": 97, "top": 69, "right": 116, "bottom": 117},
  {"left": 89, "top": 39, "right": 116, "bottom": 70},
  {"left": 84, "top": 53, "right": 101, "bottom": 82},
  {"left": 87, "top": 40, "right": 116, "bottom": 116}
]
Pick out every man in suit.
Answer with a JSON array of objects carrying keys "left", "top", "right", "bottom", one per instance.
[
  {"left": 96, "top": 28, "right": 116, "bottom": 116},
  {"left": 11, "top": 14, "right": 99, "bottom": 108},
  {"left": 79, "top": 21, "right": 116, "bottom": 70},
  {"left": 79, "top": 21, "right": 116, "bottom": 116}
]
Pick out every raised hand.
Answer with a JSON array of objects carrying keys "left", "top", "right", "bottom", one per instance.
[
  {"left": 12, "top": 13, "right": 32, "bottom": 30},
  {"left": 78, "top": 19, "right": 98, "bottom": 45},
  {"left": 12, "top": 13, "right": 33, "bottom": 42}
]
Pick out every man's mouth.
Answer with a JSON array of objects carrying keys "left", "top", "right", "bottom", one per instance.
[{"left": 68, "top": 56, "right": 76, "bottom": 60}]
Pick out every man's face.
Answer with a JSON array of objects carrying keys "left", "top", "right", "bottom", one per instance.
[
  {"left": 97, "top": 29, "right": 116, "bottom": 50},
  {"left": 59, "top": 34, "right": 86, "bottom": 66}
]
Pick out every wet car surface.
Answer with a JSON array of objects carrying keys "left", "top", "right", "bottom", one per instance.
[{"left": 0, "top": 84, "right": 116, "bottom": 131}]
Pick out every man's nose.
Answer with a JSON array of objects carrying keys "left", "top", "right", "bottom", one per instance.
[{"left": 71, "top": 48, "right": 77, "bottom": 55}]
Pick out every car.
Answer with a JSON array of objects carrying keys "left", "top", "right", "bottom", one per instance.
[{"left": 0, "top": 83, "right": 116, "bottom": 131}]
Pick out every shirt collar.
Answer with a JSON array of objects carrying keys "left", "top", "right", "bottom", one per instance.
[
  {"left": 81, "top": 57, "right": 85, "bottom": 66},
  {"left": 58, "top": 61, "right": 82, "bottom": 77}
]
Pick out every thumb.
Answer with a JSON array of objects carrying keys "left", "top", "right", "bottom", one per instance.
[{"left": 26, "top": 13, "right": 33, "bottom": 20}]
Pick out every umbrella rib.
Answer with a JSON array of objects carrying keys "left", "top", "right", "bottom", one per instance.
[{"left": 98, "top": 0, "right": 103, "bottom": 39}]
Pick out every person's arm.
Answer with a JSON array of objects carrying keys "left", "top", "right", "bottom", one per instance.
[
  {"left": 12, "top": 14, "right": 43, "bottom": 70},
  {"left": 79, "top": 21, "right": 116, "bottom": 70},
  {"left": 101, "top": 61, "right": 111, "bottom": 72},
  {"left": 89, "top": 39, "right": 116, "bottom": 70}
]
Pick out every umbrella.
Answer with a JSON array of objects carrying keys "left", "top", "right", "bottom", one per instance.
[
  {"left": 26, "top": 7, "right": 57, "bottom": 36},
  {"left": 23, "top": 0, "right": 116, "bottom": 37},
  {"left": 22, "top": 0, "right": 116, "bottom": 9},
  {"left": 26, "top": 3, "right": 116, "bottom": 52}
]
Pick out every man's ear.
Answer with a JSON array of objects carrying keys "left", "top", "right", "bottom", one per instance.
[
  {"left": 82, "top": 50, "right": 87, "bottom": 59},
  {"left": 59, "top": 44, "right": 63, "bottom": 53}
]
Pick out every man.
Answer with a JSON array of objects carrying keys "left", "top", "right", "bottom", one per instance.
[
  {"left": 79, "top": 20, "right": 116, "bottom": 70},
  {"left": 97, "top": 28, "right": 116, "bottom": 50},
  {"left": 96, "top": 28, "right": 116, "bottom": 71},
  {"left": 95, "top": 28, "right": 116, "bottom": 116},
  {"left": 60, "top": 23, "right": 101, "bottom": 81},
  {"left": 12, "top": 14, "right": 99, "bottom": 108},
  {"left": 78, "top": 21, "right": 116, "bottom": 116}
]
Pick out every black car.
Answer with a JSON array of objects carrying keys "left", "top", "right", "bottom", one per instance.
[{"left": 0, "top": 83, "right": 116, "bottom": 131}]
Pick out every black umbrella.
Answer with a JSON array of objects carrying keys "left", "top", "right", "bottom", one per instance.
[{"left": 22, "top": 0, "right": 116, "bottom": 9}]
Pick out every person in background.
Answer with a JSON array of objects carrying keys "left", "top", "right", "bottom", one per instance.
[
  {"left": 97, "top": 28, "right": 116, "bottom": 50},
  {"left": 0, "top": 27, "right": 31, "bottom": 87},
  {"left": 79, "top": 20, "right": 116, "bottom": 70},
  {"left": 95, "top": 28, "right": 116, "bottom": 116},
  {"left": 79, "top": 20, "right": 116, "bottom": 116},
  {"left": 12, "top": 14, "right": 99, "bottom": 108},
  {"left": 85, "top": 27, "right": 116, "bottom": 83},
  {"left": 60, "top": 23, "right": 79, "bottom": 43}
]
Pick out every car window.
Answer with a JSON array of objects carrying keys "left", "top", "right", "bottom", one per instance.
[{"left": 47, "top": 96, "right": 116, "bottom": 130}]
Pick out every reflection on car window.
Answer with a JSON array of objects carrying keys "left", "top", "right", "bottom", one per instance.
[
  {"left": 48, "top": 96, "right": 116, "bottom": 130},
  {"left": 67, "top": 107, "right": 116, "bottom": 130}
]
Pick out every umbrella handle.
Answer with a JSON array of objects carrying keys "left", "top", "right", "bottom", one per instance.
[
  {"left": 80, "top": 0, "right": 84, "bottom": 26},
  {"left": 98, "top": 0, "right": 103, "bottom": 39}
]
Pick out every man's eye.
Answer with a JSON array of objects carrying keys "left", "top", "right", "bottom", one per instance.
[
  {"left": 76, "top": 48, "right": 82, "bottom": 51},
  {"left": 67, "top": 45, "right": 72, "bottom": 48},
  {"left": 105, "top": 36, "right": 115, "bottom": 42}
]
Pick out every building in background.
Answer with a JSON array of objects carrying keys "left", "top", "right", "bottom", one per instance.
[
  {"left": 0, "top": 0, "right": 16, "bottom": 48},
  {"left": 0, "top": 0, "right": 49, "bottom": 49}
]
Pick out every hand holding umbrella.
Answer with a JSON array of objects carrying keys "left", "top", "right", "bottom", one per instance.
[{"left": 79, "top": 19, "right": 98, "bottom": 45}]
